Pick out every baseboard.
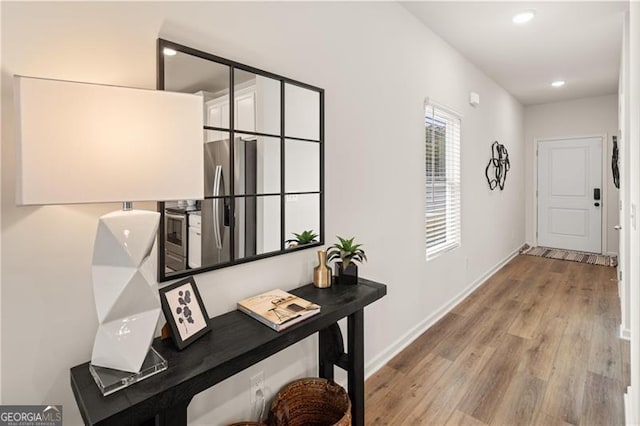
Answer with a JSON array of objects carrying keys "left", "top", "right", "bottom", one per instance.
[
  {"left": 364, "top": 246, "right": 521, "bottom": 379},
  {"left": 620, "top": 324, "right": 631, "bottom": 340}
]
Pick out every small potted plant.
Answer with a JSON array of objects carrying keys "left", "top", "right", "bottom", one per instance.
[
  {"left": 286, "top": 230, "right": 318, "bottom": 249},
  {"left": 327, "top": 236, "right": 367, "bottom": 285}
]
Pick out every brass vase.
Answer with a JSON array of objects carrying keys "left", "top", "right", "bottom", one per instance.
[{"left": 313, "top": 250, "right": 332, "bottom": 288}]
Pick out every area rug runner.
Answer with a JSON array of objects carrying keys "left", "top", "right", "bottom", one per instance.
[{"left": 520, "top": 245, "right": 617, "bottom": 267}]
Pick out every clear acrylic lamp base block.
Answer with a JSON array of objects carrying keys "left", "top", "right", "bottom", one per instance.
[{"left": 89, "top": 347, "right": 167, "bottom": 396}]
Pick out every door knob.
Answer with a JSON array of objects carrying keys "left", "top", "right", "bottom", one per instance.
[
  {"left": 615, "top": 225, "right": 622, "bottom": 230},
  {"left": 594, "top": 202, "right": 600, "bottom": 207}
]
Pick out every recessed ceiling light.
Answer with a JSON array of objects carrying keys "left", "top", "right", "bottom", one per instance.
[
  {"left": 163, "top": 48, "right": 177, "bottom": 56},
  {"left": 551, "top": 80, "right": 566, "bottom": 88},
  {"left": 512, "top": 10, "right": 536, "bottom": 24}
]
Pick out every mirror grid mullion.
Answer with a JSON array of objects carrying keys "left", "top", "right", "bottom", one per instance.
[
  {"left": 280, "top": 80, "right": 286, "bottom": 252},
  {"left": 229, "top": 65, "right": 236, "bottom": 262}
]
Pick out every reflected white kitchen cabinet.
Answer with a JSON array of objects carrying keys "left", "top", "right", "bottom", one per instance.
[
  {"left": 188, "top": 212, "right": 202, "bottom": 268},
  {"left": 235, "top": 90, "right": 256, "bottom": 133},
  {"left": 205, "top": 100, "right": 230, "bottom": 141},
  {"left": 205, "top": 86, "right": 256, "bottom": 142}
]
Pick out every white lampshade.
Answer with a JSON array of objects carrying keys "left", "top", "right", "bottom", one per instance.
[{"left": 14, "top": 75, "right": 204, "bottom": 205}]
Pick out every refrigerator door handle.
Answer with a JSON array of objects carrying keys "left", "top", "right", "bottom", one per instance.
[
  {"left": 219, "top": 170, "right": 230, "bottom": 227},
  {"left": 212, "top": 165, "right": 223, "bottom": 249}
]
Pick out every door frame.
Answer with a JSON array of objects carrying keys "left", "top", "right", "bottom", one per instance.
[{"left": 533, "top": 134, "right": 608, "bottom": 254}]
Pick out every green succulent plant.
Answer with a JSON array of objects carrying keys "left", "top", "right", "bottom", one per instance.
[
  {"left": 286, "top": 230, "right": 318, "bottom": 247},
  {"left": 327, "top": 236, "right": 367, "bottom": 269}
]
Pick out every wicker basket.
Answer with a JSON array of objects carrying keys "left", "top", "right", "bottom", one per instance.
[{"left": 268, "top": 378, "right": 351, "bottom": 426}]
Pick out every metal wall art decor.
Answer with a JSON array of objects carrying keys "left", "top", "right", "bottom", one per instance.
[
  {"left": 612, "top": 135, "right": 620, "bottom": 189},
  {"left": 485, "top": 141, "right": 510, "bottom": 190}
]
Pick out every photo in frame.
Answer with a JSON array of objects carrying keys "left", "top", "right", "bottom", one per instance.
[{"left": 159, "top": 277, "right": 210, "bottom": 350}]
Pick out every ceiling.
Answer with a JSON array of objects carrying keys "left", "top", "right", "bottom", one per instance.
[{"left": 402, "top": 1, "right": 628, "bottom": 105}]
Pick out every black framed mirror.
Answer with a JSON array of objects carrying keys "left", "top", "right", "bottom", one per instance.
[{"left": 157, "top": 39, "right": 324, "bottom": 282}]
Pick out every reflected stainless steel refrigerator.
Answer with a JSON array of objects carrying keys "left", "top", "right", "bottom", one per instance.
[
  {"left": 203, "top": 139, "right": 232, "bottom": 265},
  {"left": 202, "top": 138, "right": 257, "bottom": 265}
]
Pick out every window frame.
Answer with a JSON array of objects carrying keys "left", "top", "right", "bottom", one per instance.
[{"left": 424, "top": 99, "right": 462, "bottom": 261}]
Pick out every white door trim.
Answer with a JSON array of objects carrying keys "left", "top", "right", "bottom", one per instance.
[{"left": 533, "top": 134, "right": 608, "bottom": 254}]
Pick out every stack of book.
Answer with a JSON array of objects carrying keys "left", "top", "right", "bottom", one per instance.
[{"left": 237, "top": 289, "right": 321, "bottom": 331}]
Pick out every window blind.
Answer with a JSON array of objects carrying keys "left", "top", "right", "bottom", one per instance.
[{"left": 425, "top": 102, "right": 461, "bottom": 260}]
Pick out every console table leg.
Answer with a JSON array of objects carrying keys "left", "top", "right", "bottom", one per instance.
[
  {"left": 319, "top": 323, "right": 343, "bottom": 380},
  {"left": 154, "top": 399, "right": 190, "bottom": 426},
  {"left": 348, "top": 309, "right": 365, "bottom": 426},
  {"left": 319, "top": 356, "right": 334, "bottom": 380}
]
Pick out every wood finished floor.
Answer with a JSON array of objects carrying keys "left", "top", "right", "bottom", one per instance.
[{"left": 365, "top": 255, "right": 629, "bottom": 425}]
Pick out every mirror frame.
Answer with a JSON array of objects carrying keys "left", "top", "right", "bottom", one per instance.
[{"left": 157, "top": 39, "right": 324, "bottom": 282}]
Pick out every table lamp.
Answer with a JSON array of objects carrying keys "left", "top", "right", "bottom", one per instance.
[{"left": 14, "top": 76, "right": 204, "bottom": 379}]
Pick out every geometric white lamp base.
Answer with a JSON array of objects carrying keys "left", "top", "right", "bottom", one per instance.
[{"left": 90, "top": 209, "right": 162, "bottom": 373}]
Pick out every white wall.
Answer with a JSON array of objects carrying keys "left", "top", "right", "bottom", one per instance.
[
  {"left": 624, "top": 3, "right": 640, "bottom": 423},
  {"left": 0, "top": 0, "right": 3, "bottom": 403},
  {"left": 619, "top": 11, "right": 631, "bottom": 344},
  {"left": 1, "top": 2, "right": 524, "bottom": 425},
  {"left": 524, "top": 95, "right": 620, "bottom": 255}
]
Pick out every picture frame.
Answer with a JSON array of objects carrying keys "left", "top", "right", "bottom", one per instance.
[{"left": 159, "top": 277, "right": 211, "bottom": 350}]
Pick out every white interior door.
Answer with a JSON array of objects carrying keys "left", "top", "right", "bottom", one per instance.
[{"left": 537, "top": 137, "right": 603, "bottom": 253}]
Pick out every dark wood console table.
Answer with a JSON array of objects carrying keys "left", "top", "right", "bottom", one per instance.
[{"left": 70, "top": 278, "right": 386, "bottom": 426}]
